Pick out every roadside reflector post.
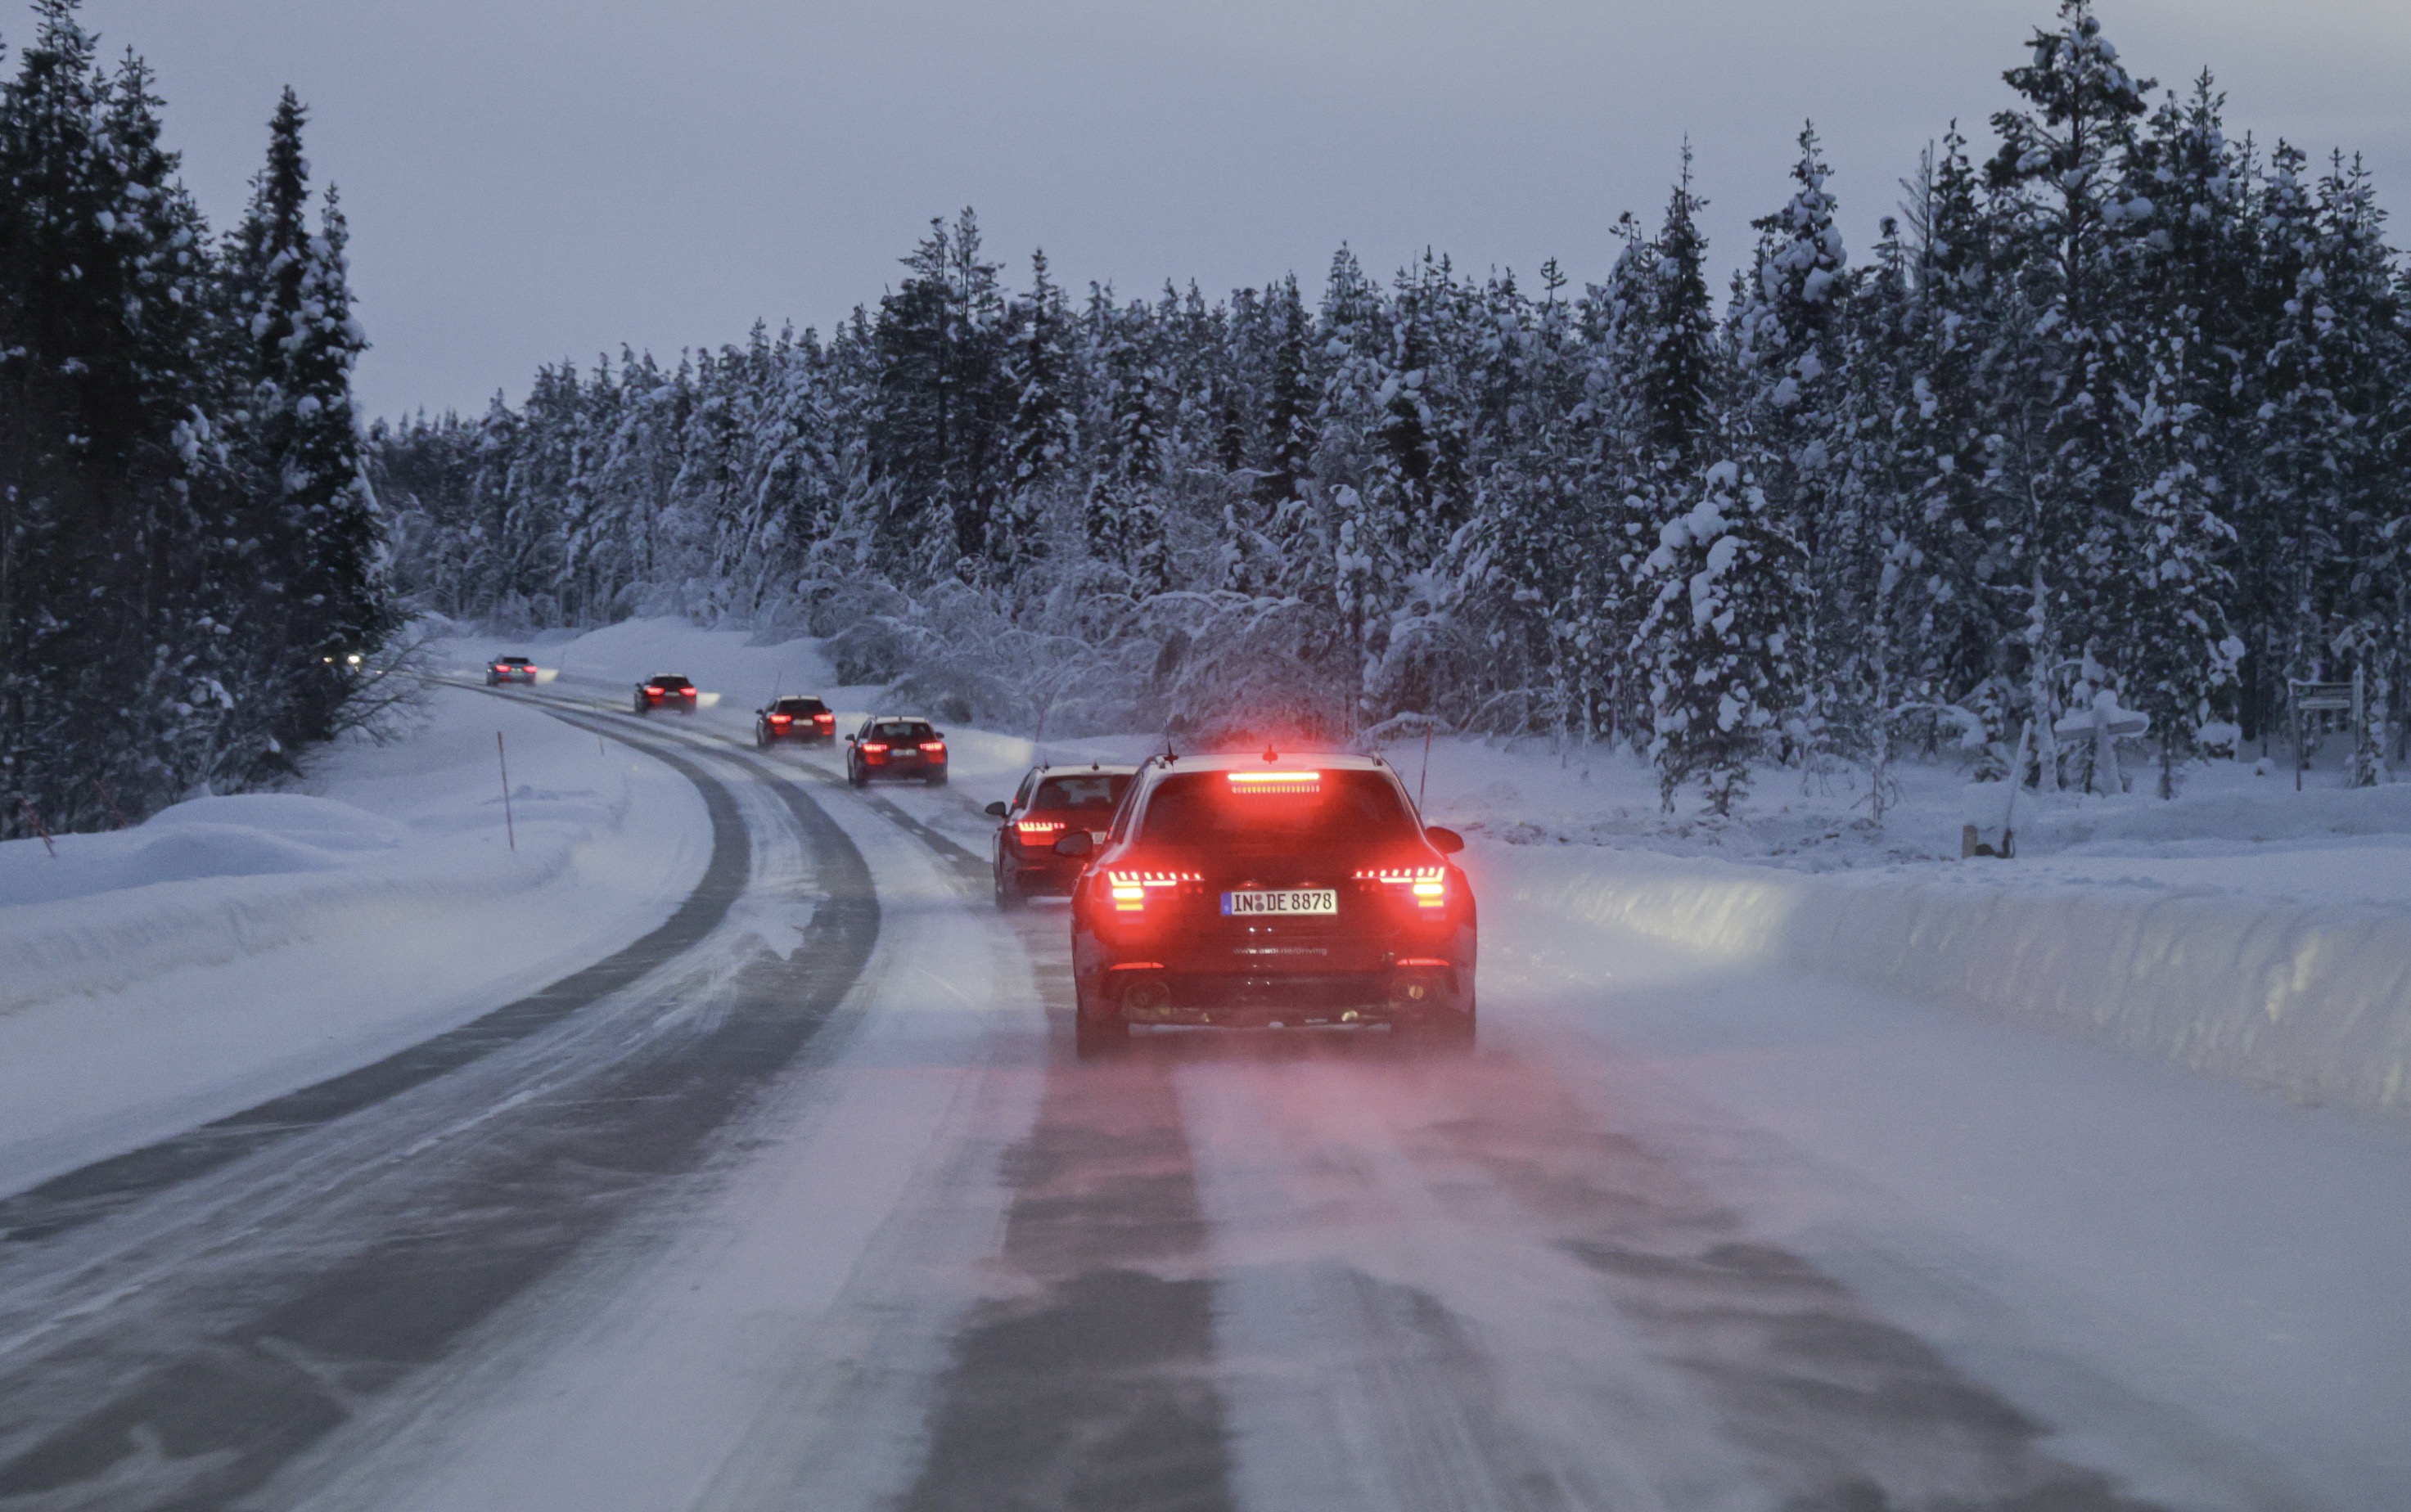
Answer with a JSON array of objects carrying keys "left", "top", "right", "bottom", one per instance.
[{"left": 497, "top": 731, "right": 516, "bottom": 852}]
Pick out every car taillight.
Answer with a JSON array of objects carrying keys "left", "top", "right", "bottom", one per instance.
[
  {"left": 1357, "top": 866, "right": 1448, "bottom": 911},
  {"left": 770, "top": 715, "right": 791, "bottom": 725},
  {"left": 1016, "top": 820, "right": 1064, "bottom": 841},
  {"left": 814, "top": 713, "right": 834, "bottom": 725},
  {"left": 646, "top": 685, "right": 663, "bottom": 693},
  {"left": 681, "top": 687, "right": 696, "bottom": 697},
  {"left": 862, "top": 741, "right": 889, "bottom": 755},
  {"left": 1105, "top": 869, "right": 1201, "bottom": 914},
  {"left": 920, "top": 741, "right": 946, "bottom": 755}
]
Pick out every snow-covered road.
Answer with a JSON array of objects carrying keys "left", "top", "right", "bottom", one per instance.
[{"left": 0, "top": 673, "right": 2404, "bottom": 1511}]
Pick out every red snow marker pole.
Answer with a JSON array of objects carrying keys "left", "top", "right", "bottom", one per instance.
[
  {"left": 497, "top": 731, "right": 516, "bottom": 852},
  {"left": 20, "top": 799, "right": 56, "bottom": 857},
  {"left": 91, "top": 779, "right": 129, "bottom": 830}
]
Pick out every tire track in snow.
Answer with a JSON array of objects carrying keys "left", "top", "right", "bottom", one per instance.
[
  {"left": 0, "top": 700, "right": 880, "bottom": 1511},
  {"left": 0, "top": 704, "right": 744, "bottom": 1245}
]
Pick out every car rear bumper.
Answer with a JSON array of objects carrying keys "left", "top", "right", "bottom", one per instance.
[
  {"left": 1089, "top": 960, "right": 1469, "bottom": 1026},
  {"left": 1003, "top": 856, "right": 1084, "bottom": 893}
]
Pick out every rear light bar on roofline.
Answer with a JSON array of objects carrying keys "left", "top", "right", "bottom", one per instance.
[{"left": 1227, "top": 770, "right": 1321, "bottom": 794}]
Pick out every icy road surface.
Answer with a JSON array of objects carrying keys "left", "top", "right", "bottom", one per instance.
[{"left": 0, "top": 677, "right": 2404, "bottom": 1511}]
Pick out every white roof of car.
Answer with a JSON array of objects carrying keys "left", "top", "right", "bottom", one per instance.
[{"left": 1147, "top": 751, "right": 1389, "bottom": 775}]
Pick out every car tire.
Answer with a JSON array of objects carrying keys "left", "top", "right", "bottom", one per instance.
[
  {"left": 849, "top": 762, "right": 868, "bottom": 788},
  {"left": 994, "top": 870, "right": 1024, "bottom": 911}
]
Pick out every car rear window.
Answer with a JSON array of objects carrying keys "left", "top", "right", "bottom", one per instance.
[
  {"left": 1032, "top": 774, "right": 1131, "bottom": 812},
  {"left": 871, "top": 721, "right": 933, "bottom": 742},
  {"left": 651, "top": 676, "right": 692, "bottom": 688},
  {"left": 775, "top": 698, "right": 827, "bottom": 714},
  {"left": 1137, "top": 770, "right": 1418, "bottom": 847}
]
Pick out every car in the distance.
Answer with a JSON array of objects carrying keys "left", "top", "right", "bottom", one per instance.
[
  {"left": 985, "top": 763, "right": 1140, "bottom": 909},
  {"left": 757, "top": 695, "right": 836, "bottom": 747},
  {"left": 487, "top": 655, "right": 537, "bottom": 686},
  {"left": 634, "top": 674, "right": 698, "bottom": 713},
  {"left": 1064, "top": 751, "right": 1474, "bottom": 1058},
  {"left": 846, "top": 716, "right": 948, "bottom": 786}
]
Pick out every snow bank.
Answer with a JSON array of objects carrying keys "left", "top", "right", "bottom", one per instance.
[
  {"left": 0, "top": 690, "right": 710, "bottom": 1196},
  {"left": 1480, "top": 844, "right": 2411, "bottom": 1125}
]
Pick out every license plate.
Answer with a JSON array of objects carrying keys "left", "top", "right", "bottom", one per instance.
[{"left": 1222, "top": 889, "right": 1337, "bottom": 916}]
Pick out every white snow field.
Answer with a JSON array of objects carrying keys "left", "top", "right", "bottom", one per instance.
[{"left": 0, "top": 686, "right": 707, "bottom": 1197}]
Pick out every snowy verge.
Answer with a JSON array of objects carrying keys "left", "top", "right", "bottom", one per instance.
[
  {"left": 0, "top": 689, "right": 710, "bottom": 1197},
  {"left": 1476, "top": 843, "right": 2411, "bottom": 1126}
]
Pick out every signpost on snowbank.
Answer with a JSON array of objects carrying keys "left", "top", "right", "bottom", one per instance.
[{"left": 2288, "top": 676, "right": 2362, "bottom": 793}]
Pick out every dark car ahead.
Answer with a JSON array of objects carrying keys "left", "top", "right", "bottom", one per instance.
[
  {"left": 756, "top": 695, "right": 836, "bottom": 748},
  {"left": 1064, "top": 752, "right": 1474, "bottom": 1058},
  {"left": 846, "top": 716, "right": 948, "bottom": 787},
  {"left": 984, "top": 763, "right": 1139, "bottom": 909},
  {"left": 634, "top": 674, "right": 697, "bottom": 713},
  {"left": 487, "top": 655, "right": 537, "bottom": 686}
]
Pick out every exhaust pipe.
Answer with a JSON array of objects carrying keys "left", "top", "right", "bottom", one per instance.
[{"left": 1119, "top": 972, "right": 1174, "bottom": 1020}]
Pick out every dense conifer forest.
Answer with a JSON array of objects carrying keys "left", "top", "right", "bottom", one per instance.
[
  {"left": 383, "top": 2, "right": 2409, "bottom": 810},
  {"left": 0, "top": 0, "right": 385, "bottom": 836}
]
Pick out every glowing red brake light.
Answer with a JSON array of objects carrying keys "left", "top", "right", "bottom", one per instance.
[
  {"left": 646, "top": 685, "right": 663, "bottom": 693},
  {"left": 814, "top": 713, "right": 834, "bottom": 724},
  {"left": 1016, "top": 819, "right": 1065, "bottom": 839},
  {"left": 681, "top": 687, "right": 696, "bottom": 697},
  {"left": 1228, "top": 770, "right": 1322, "bottom": 795},
  {"left": 1357, "top": 866, "right": 1448, "bottom": 909},
  {"left": 1104, "top": 868, "right": 1201, "bottom": 914},
  {"left": 861, "top": 741, "right": 889, "bottom": 755},
  {"left": 920, "top": 740, "right": 946, "bottom": 755}
]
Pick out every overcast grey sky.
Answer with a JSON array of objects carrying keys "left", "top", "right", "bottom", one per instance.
[{"left": 56, "top": 0, "right": 2411, "bottom": 419}]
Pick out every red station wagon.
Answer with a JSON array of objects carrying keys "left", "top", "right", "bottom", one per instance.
[{"left": 1063, "top": 751, "right": 1474, "bottom": 1058}]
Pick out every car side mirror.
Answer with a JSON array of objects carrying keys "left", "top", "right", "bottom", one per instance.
[
  {"left": 1054, "top": 831, "right": 1094, "bottom": 858},
  {"left": 1425, "top": 826, "right": 1464, "bottom": 855},
  {"left": 844, "top": 734, "right": 855, "bottom": 744},
  {"left": 984, "top": 801, "right": 1009, "bottom": 819}
]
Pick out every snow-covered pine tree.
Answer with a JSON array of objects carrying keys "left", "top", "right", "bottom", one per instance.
[
  {"left": 1730, "top": 124, "right": 1850, "bottom": 770},
  {"left": 225, "top": 88, "right": 385, "bottom": 748},
  {"left": 871, "top": 209, "right": 1009, "bottom": 583},
  {"left": 1634, "top": 456, "right": 1807, "bottom": 815},
  {"left": 1889, "top": 127, "right": 2020, "bottom": 767},
  {"left": 2107, "top": 74, "right": 2253, "bottom": 794},
  {"left": 994, "top": 249, "right": 1070, "bottom": 590},
  {"left": 1985, "top": 0, "right": 2156, "bottom": 791},
  {"left": 1, "top": 2, "right": 242, "bottom": 828}
]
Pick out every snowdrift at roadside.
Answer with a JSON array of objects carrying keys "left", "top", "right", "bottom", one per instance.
[
  {"left": 0, "top": 690, "right": 710, "bottom": 1197},
  {"left": 1480, "top": 843, "right": 2411, "bottom": 1125}
]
